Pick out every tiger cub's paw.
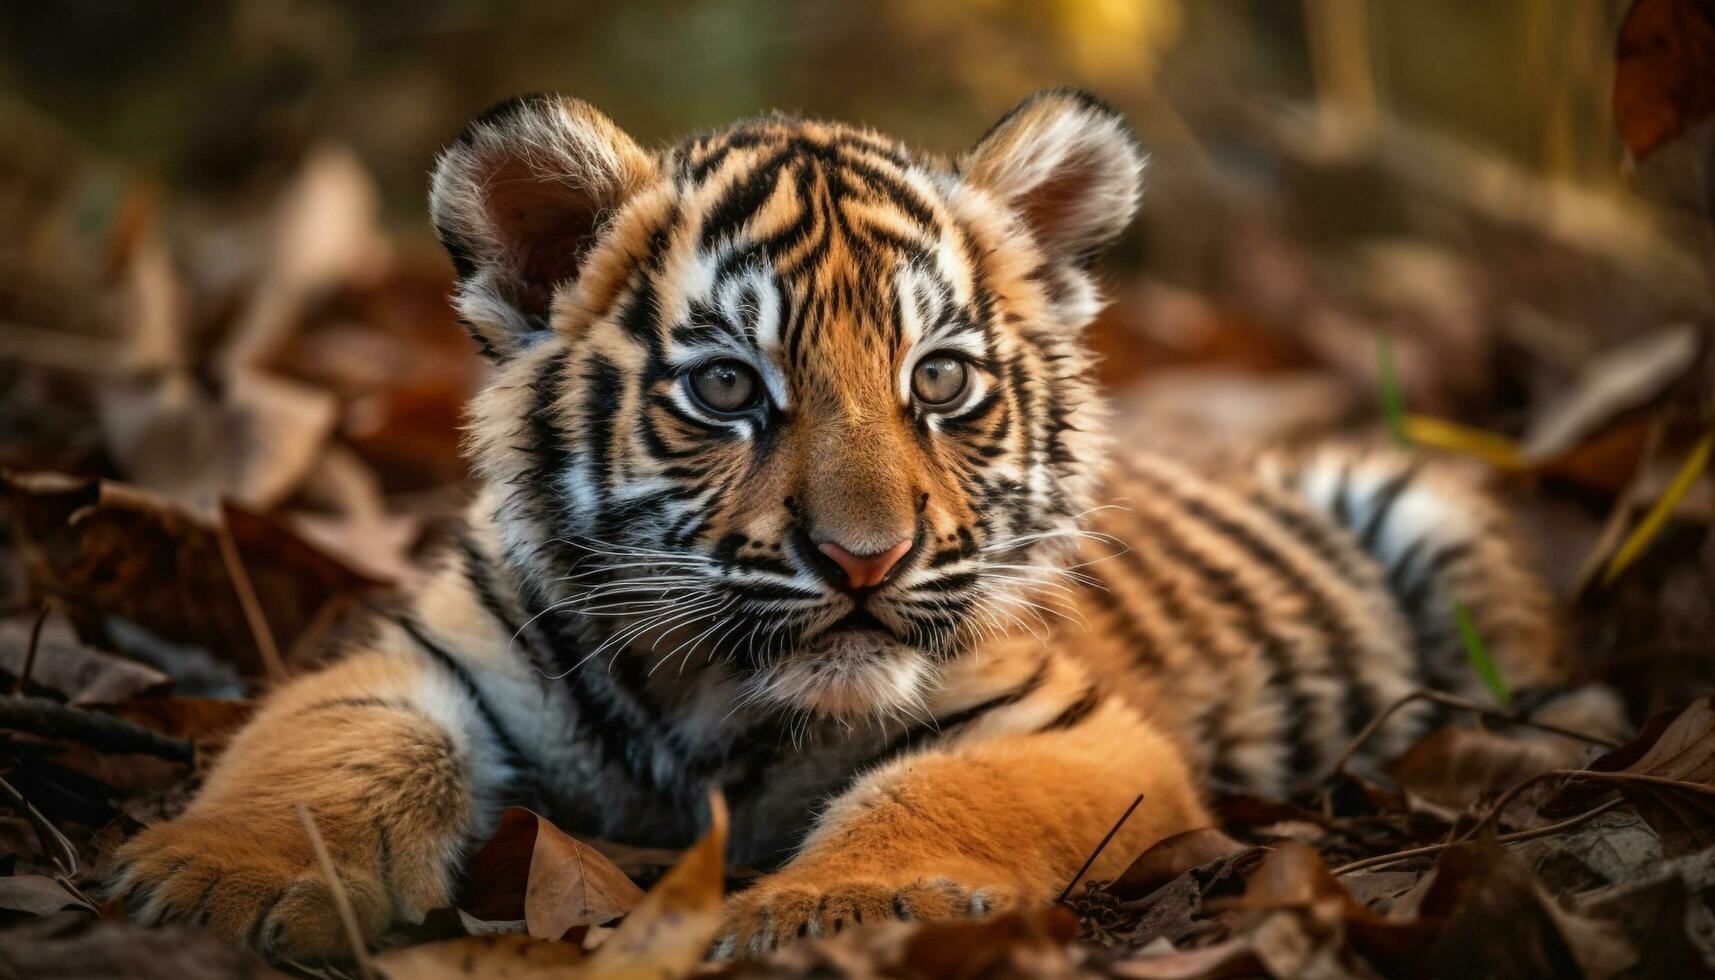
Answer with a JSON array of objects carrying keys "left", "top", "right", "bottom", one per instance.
[
  {"left": 109, "top": 811, "right": 392, "bottom": 961},
  {"left": 712, "top": 873, "right": 1024, "bottom": 958}
]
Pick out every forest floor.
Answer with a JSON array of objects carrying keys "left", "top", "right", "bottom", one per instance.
[{"left": 4, "top": 4, "right": 1715, "bottom": 976}]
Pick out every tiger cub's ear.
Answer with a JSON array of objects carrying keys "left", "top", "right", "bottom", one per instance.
[
  {"left": 430, "top": 95, "right": 657, "bottom": 359},
  {"left": 959, "top": 89, "right": 1144, "bottom": 269}
]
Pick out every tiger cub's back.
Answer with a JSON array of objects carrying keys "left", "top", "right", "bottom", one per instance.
[{"left": 1064, "top": 443, "right": 1614, "bottom": 799}]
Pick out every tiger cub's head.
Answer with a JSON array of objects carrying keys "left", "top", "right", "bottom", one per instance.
[{"left": 432, "top": 90, "right": 1141, "bottom": 720}]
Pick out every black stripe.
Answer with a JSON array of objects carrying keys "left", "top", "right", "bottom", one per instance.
[
  {"left": 1356, "top": 464, "right": 1420, "bottom": 551},
  {"left": 459, "top": 532, "right": 528, "bottom": 642},
  {"left": 1104, "top": 521, "right": 1241, "bottom": 779},
  {"left": 395, "top": 615, "right": 529, "bottom": 768},
  {"left": 1118, "top": 500, "right": 1324, "bottom": 789},
  {"left": 1082, "top": 568, "right": 1166, "bottom": 670},
  {"left": 1039, "top": 684, "right": 1102, "bottom": 732},
  {"left": 1134, "top": 465, "right": 1381, "bottom": 746}
]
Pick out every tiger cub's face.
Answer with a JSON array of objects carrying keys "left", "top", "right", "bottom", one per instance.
[{"left": 432, "top": 91, "right": 1141, "bottom": 720}]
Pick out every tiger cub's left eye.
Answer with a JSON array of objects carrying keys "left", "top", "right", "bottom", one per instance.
[
  {"left": 911, "top": 355, "right": 969, "bottom": 406},
  {"left": 689, "top": 360, "right": 761, "bottom": 414}
]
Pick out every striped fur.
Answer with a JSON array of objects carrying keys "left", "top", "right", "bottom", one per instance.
[{"left": 112, "top": 92, "right": 1617, "bottom": 960}]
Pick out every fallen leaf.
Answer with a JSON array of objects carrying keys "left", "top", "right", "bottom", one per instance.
[
  {"left": 92, "top": 697, "right": 254, "bottom": 746},
  {"left": 0, "top": 875, "right": 92, "bottom": 916},
  {"left": 95, "top": 370, "right": 338, "bottom": 514},
  {"left": 1614, "top": 0, "right": 1715, "bottom": 160},
  {"left": 1110, "top": 935, "right": 1264, "bottom": 980},
  {"left": 1575, "top": 854, "right": 1715, "bottom": 976},
  {"left": 371, "top": 933, "right": 584, "bottom": 979},
  {"left": 1389, "top": 726, "right": 1566, "bottom": 815},
  {"left": 0, "top": 911, "right": 276, "bottom": 979},
  {"left": 458, "top": 807, "right": 643, "bottom": 940},
  {"left": 1, "top": 472, "right": 382, "bottom": 678},
  {"left": 218, "top": 144, "right": 392, "bottom": 375},
  {"left": 286, "top": 446, "right": 424, "bottom": 587},
  {"left": 1109, "top": 828, "right": 1251, "bottom": 900},
  {"left": 1520, "top": 322, "right": 1702, "bottom": 461},
  {"left": 1413, "top": 839, "right": 1634, "bottom": 980},
  {"left": 898, "top": 906, "right": 1080, "bottom": 980},
  {"left": 1577, "top": 693, "right": 1715, "bottom": 856},
  {"left": 581, "top": 789, "right": 727, "bottom": 978},
  {"left": 0, "top": 613, "right": 170, "bottom": 705}
]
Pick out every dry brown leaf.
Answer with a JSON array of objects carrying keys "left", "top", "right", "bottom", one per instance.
[
  {"left": 371, "top": 933, "right": 585, "bottom": 979},
  {"left": 1412, "top": 839, "right": 1634, "bottom": 979},
  {"left": 0, "top": 613, "right": 170, "bottom": 704},
  {"left": 1389, "top": 726, "right": 1567, "bottom": 815},
  {"left": 287, "top": 447, "right": 424, "bottom": 587},
  {"left": 1520, "top": 322, "right": 1702, "bottom": 461},
  {"left": 218, "top": 144, "right": 392, "bottom": 375},
  {"left": 897, "top": 906, "right": 1080, "bottom": 980},
  {"left": 0, "top": 875, "right": 93, "bottom": 916},
  {"left": 95, "top": 370, "right": 338, "bottom": 514},
  {"left": 458, "top": 807, "right": 643, "bottom": 940},
  {"left": 1579, "top": 694, "right": 1715, "bottom": 856},
  {"left": 1218, "top": 840, "right": 1632, "bottom": 978},
  {"left": 1222, "top": 841, "right": 1361, "bottom": 919},
  {"left": 1615, "top": 0, "right": 1715, "bottom": 160},
  {"left": 581, "top": 789, "right": 727, "bottom": 978},
  {"left": 93, "top": 697, "right": 255, "bottom": 747},
  {"left": 1109, "top": 827, "right": 1251, "bottom": 900},
  {"left": 0, "top": 911, "right": 279, "bottom": 979},
  {"left": 1110, "top": 936, "right": 1264, "bottom": 980},
  {"left": 1, "top": 471, "right": 382, "bottom": 678}
]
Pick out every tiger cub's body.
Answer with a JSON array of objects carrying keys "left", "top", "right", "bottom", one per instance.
[{"left": 113, "top": 92, "right": 1611, "bottom": 960}]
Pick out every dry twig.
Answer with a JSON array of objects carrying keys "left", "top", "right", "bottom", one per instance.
[
  {"left": 1056, "top": 793, "right": 1145, "bottom": 903},
  {"left": 0, "top": 773, "right": 80, "bottom": 877},
  {"left": 295, "top": 805, "right": 377, "bottom": 980},
  {"left": 215, "top": 516, "right": 288, "bottom": 684},
  {"left": 0, "top": 696, "right": 194, "bottom": 761},
  {"left": 1316, "top": 688, "right": 1619, "bottom": 811},
  {"left": 12, "top": 600, "right": 51, "bottom": 695},
  {"left": 1331, "top": 798, "right": 1624, "bottom": 876}
]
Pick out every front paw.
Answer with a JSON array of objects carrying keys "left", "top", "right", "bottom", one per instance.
[
  {"left": 713, "top": 873, "right": 1022, "bottom": 958},
  {"left": 110, "top": 810, "right": 390, "bottom": 960}
]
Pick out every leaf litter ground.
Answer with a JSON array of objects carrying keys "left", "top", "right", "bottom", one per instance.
[{"left": 6, "top": 5, "right": 1715, "bottom": 976}]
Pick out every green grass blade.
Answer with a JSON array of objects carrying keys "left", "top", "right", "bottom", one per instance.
[
  {"left": 1376, "top": 332, "right": 1410, "bottom": 447},
  {"left": 1453, "top": 602, "right": 1511, "bottom": 710}
]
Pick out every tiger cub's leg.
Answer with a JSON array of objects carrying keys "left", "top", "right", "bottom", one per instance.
[
  {"left": 110, "top": 649, "right": 507, "bottom": 959},
  {"left": 716, "top": 660, "right": 1210, "bottom": 956}
]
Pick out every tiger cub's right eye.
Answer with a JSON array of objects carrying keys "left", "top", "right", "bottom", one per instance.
[{"left": 688, "top": 360, "right": 761, "bottom": 414}]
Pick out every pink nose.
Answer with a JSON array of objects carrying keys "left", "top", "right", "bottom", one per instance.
[{"left": 818, "top": 538, "right": 912, "bottom": 589}]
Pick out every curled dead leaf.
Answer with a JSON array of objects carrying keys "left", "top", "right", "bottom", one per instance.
[
  {"left": 582, "top": 789, "right": 727, "bottom": 978},
  {"left": 458, "top": 807, "right": 643, "bottom": 940},
  {"left": 1565, "top": 693, "right": 1715, "bottom": 856},
  {"left": 1615, "top": 0, "right": 1715, "bottom": 160},
  {"left": 1108, "top": 828, "right": 1251, "bottom": 901},
  {"left": 0, "top": 613, "right": 169, "bottom": 704},
  {"left": 1389, "top": 726, "right": 1568, "bottom": 815},
  {"left": 373, "top": 933, "right": 585, "bottom": 979},
  {"left": 1520, "top": 323, "right": 1702, "bottom": 462},
  {"left": 1, "top": 472, "right": 381, "bottom": 678}
]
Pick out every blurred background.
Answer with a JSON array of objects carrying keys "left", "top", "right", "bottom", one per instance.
[{"left": 0, "top": 1, "right": 1711, "bottom": 715}]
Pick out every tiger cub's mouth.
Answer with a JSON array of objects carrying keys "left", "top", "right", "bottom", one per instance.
[{"left": 821, "top": 608, "right": 890, "bottom": 635}]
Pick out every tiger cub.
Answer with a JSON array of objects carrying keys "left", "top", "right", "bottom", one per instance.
[{"left": 111, "top": 90, "right": 1618, "bottom": 959}]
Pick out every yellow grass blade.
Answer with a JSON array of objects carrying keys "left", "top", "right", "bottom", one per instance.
[
  {"left": 1602, "top": 427, "right": 1715, "bottom": 585},
  {"left": 1402, "top": 415, "right": 1524, "bottom": 470}
]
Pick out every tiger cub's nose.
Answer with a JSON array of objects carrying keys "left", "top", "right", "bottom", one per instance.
[{"left": 816, "top": 538, "right": 912, "bottom": 590}]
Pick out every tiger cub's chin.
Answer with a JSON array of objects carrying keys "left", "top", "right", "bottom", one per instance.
[{"left": 755, "top": 630, "right": 937, "bottom": 719}]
